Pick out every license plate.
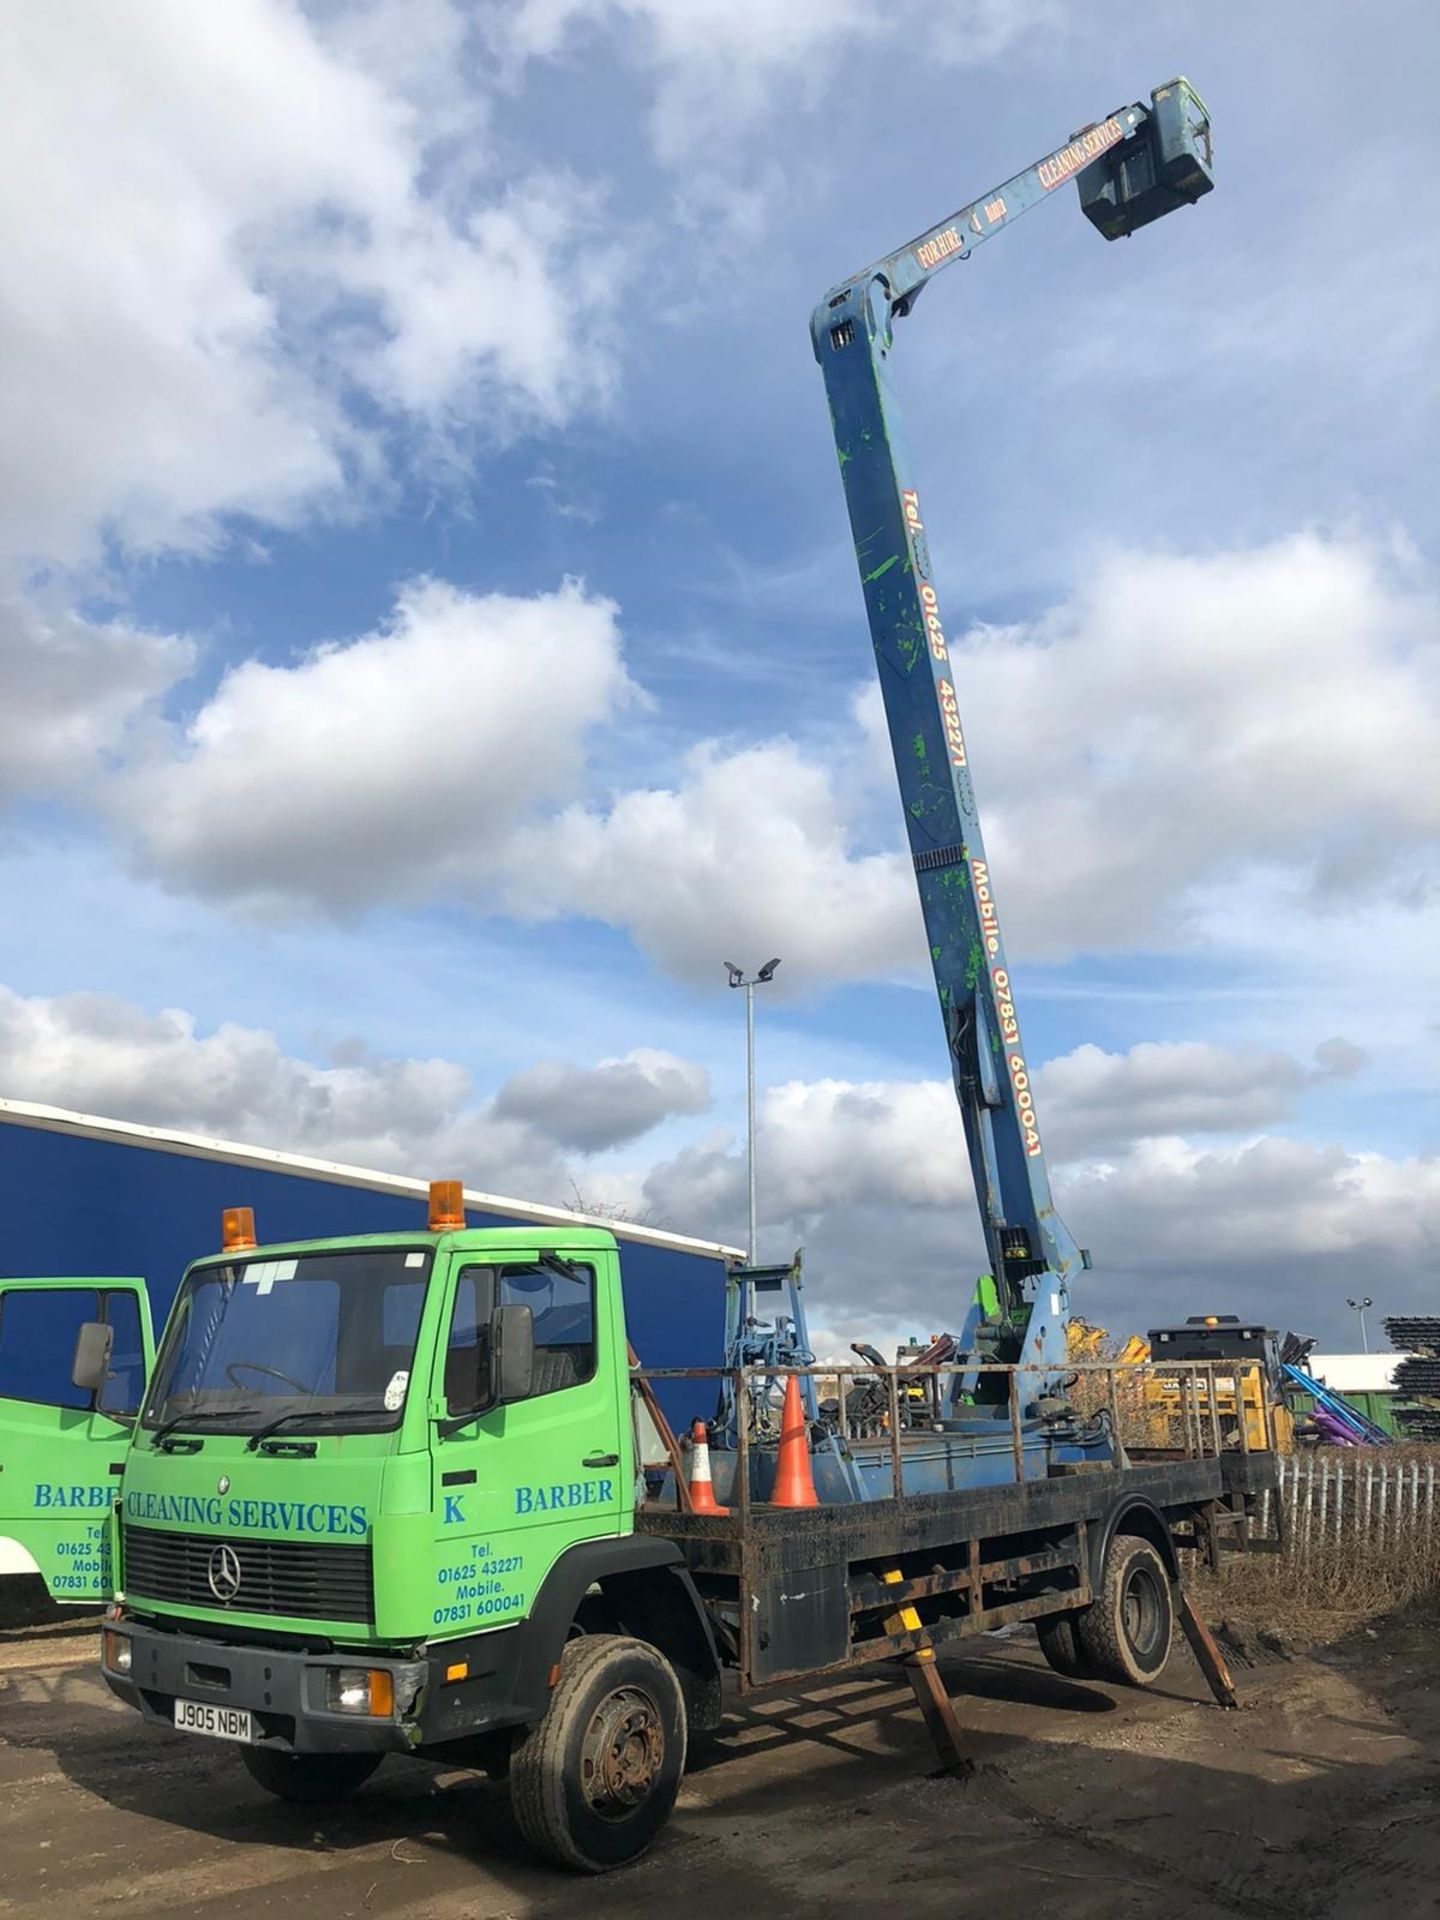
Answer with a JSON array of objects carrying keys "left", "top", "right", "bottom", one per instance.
[{"left": 174, "top": 1698, "right": 253, "bottom": 1742}]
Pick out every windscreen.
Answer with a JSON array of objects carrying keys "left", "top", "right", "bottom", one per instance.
[{"left": 142, "top": 1247, "right": 433, "bottom": 1437}]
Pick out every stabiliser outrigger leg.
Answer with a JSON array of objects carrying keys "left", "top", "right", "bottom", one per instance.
[
  {"left": 1175, "top": 1586, "right": 1239, "bottom": 1710},
  {"left": 897, "top": 1576, "right": 1236, "bottom": 1777},
  {"left": 881, "top": 1567, "right": 973, "bottom": 1774}
]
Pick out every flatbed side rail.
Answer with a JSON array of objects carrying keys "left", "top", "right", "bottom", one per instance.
[{"left": 634, "top": 1356, "right": 1279, "bottom": 1522}]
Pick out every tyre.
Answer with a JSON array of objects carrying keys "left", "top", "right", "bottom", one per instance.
[
  {"left": 239, "top": 1745, "right": 382, "bottom": 1804},
  {"left": 1074, "top": 1534, "right": 1174, "bottom": 1687},
  {"left": 1035, "top": 1611, "right": 1095, "bottom": 1679},
  {"left": 509, "top": 1633, "right": 687, "bottom": 1873}
]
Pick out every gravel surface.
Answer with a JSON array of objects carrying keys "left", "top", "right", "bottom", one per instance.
[{"left": 2, "top": 1607, "right": 1437, "bottom": 1918}]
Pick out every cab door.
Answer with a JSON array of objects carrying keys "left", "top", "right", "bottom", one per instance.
[
  {"left": 0, "top": 1278, "right": 155, "bottom": 1603},
  {"left": 429, "top": 1253, "right": 627, "bottom": 1639}
]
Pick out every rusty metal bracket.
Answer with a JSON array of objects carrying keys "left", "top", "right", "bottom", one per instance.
[{"left": 629, "top": 1341, "right": 694, "bottom": 1515}]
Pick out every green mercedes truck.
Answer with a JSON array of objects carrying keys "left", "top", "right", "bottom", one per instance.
[
  {"left": 97, "top": 1184, "right": 1276, "bottom": 1872},
  {"left": 100, "top": 1189, "right": 727, "bottom": 1871}
]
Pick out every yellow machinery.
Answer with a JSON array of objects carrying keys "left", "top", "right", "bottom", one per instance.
[{"left": 1067, "top": 1314, "right": 1295, "bottom": 1454}]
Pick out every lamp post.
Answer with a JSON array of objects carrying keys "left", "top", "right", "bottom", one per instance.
[
  {"left": 1346, "top": 1295, "right": 1374, "bottom": 1354},
  {"left": 723, "top": 958, "right": 781, "bottom": 1264}
]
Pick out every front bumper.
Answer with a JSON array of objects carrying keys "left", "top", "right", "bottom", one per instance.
[{"left": 101, "top": 1617, "right": 532, "bottom": 1756}]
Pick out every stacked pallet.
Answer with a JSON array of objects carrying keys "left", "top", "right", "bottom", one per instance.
[
  {"left": 1383, "top": 1316, "right": 1440, "bottom": 1355},
  {"left": 1383, "top": 1317, "right": 1440, "bottom": 1441}
]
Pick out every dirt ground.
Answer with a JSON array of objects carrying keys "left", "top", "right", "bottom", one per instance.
[{"left": 1, "top": 1603, "right": 1437, "bottom": 1920}]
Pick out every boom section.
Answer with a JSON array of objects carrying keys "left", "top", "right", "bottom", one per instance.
[
  {"left": 810, "top": 84, "right": 1214, "bottom": 1366},
  {"left": 812, "top": 273, "right": 1080, "bottom": 1337},
  {"left": 846, "top": 106, "right": 1144, "bottom": 319}
]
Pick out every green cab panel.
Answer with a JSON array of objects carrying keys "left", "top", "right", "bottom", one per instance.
[
  {"left": 0, "top": 1277, "right": 155, "bottom": 1603},
  {"left": 426, "top": 1243, "right": 632, "bottom": 1641}
]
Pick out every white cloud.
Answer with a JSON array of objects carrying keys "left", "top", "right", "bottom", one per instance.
[
  {"left": 90, "top": 529, "right": 1439, "bottom": 1009},
  {"left": 493, "top": 1046, "right": 709, "bottom": 1149},
  {"left": 0, "top": 598, "right": 192, "bottom": 802},
  {"left": 505, "top": 734, "right": 919, "bottom": 985},
  {"left": 635, "top": 1039, "right": 1437, "bottom": 1345},
  {"left": 513, "top": 531, "right": 1439, "bottom": 986},
  {"left": 499, "top": 530, "right": 1439, "bottom": 988},
  {"left": 0, "top": 982, "right": 707, "bottom": 1196},
  {"left": 506, "top": 0, "right": 1057, "bottom": 159},
  {"left": 0, "top": 975, "right": 1428, "bottom": 1346},
  {"left": 117, "top": 577, "right": 636, "bottom": 913},
  {"left": 0, "top": 982, "right": 546, "bottom": 1189},
  {"left": 638, "top": 1035, "right": 1370, "bottom": 1229},
  {"left": 938, "top": 531, "right": 1440, "bottom": 960},
  {"left": 1038, "top": 1037, "right": 1365, "bottom": 1160},
  {"left": 0, "top": 0, "right": 619, "bottom": 574}
]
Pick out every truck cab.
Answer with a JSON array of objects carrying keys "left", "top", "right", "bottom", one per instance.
[
  {"left": 0, "top": 1275, "right": 154, "bottom": 1604},
  {"left": 101, "top": 1189, "right": 720, "bottom": 1869}
]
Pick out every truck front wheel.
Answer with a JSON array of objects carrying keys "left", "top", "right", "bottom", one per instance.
[
  {"left": 1074, "top": 1534, "right": 1174, "bottom": 1687},
  {"left": 509, "top": 1633, "right": 687, "bottom": 1872},
  {"left": 240, "top": 1746, "right": 382, "bottom": 1804}
]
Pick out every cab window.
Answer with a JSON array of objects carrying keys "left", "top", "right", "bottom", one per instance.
[
  {"left": 98, "top": 1290, "right": 146, "bottom": 1417},
  {"left": 441, "top": 1261, "right": 596, "bottom": 1411},
  {"left": 499, "top": 1262, "right": 595, "bottom": 1396},
  {"left": 0, "top": 1288, "right": 97, "bottom": 1410},
  {"left": 442, "top": 1268, "right": 488, "bottom": 1413}
]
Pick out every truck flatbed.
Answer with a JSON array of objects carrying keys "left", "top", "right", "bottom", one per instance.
[{"left": 639, "top": 1449, "right": 1275, "bottom": 1689}]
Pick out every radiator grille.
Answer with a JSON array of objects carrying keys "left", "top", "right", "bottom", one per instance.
[{"left": 123, "top": 1524, "right": 373, "bottom": 1625}]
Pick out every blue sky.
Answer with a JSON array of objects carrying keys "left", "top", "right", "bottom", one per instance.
[{"left": 1, "top": 0, "right": 1436, "bottom": 1350}]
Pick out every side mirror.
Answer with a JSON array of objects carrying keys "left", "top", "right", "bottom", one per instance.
[
  {"left": 71, "top": 1321, "right": 114, "bottom": 1396},
  {"left": 491, "top": 1304, "right": 534, "bottom": 1405}
]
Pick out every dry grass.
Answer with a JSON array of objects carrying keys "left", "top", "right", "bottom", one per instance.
[{"left": 1196, "top": 1444, "right": 1440, "bottom": 1639}]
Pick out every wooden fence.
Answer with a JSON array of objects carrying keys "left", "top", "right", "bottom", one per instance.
[{"left": 1262, "top": 1452, "right": 1439, "bottom": 1559}]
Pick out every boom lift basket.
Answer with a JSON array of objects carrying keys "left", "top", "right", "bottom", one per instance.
[{"left": 1078, "top": 77, "right": 1213, "bottom": 239}]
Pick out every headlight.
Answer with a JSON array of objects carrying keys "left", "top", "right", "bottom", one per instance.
[
  {"left": 324, "top": 1667, "right": 395, "bottom": 1716},
  {"left": 102, "top": 1629, "right": 132, "bottom": 1675}
]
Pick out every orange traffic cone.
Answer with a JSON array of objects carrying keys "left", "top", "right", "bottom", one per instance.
[
  {"left": 687, "top": 1419, "right": 729, "bottom": 1515},
  {"left": 771, "top": 1376, "right": 819, "bottom": 1508}
]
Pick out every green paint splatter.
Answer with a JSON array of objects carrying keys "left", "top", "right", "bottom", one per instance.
[{"left": 863, "top": 554, "right": 900, "bottom": 585}]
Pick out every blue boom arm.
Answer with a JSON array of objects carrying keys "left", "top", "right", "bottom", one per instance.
[{"left": 811, "top": 81, "right": 1213, "bottom": 1392}]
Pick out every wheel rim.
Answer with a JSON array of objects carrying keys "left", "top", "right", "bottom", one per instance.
[
  {"left": 1121, "top": 1563, "right": 1165, "bottom": 1662},
  {"left": 579, "top": 1685, "right": 664, "bottom": 1821}
]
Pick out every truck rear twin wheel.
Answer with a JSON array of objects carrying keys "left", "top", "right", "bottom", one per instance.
[
  {"left": 1035, "top": 1611, "right": 1095, "bottom": 1680},
  {"left": 1074, "top": 1534, "right": 1174, "bottom": 1687},
  {"left": 509, "top": 1633, "right": 687, "bottom": 1873},
  {"left": 240, "top": 1747, "right": 382, "bottom": 1804}
]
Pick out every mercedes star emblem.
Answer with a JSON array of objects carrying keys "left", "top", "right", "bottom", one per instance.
[
  {"left": 206, "top": 1543, "right": 242, "bottom": 1602},
  {"left": 216, "top": 1475, "right": 230, "bottom": 1495}
]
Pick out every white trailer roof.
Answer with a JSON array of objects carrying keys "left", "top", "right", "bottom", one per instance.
[
  {"left": 0, "top": 1096, "right": 743, "bottom": 1262},
  {"left": 1305, "top": 1353, "right": 1401, "bottom": 1394}
]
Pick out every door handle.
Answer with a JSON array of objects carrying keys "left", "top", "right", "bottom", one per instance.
[{"left": 583, "top": 1452, "right": 619, "bottom": 1468}]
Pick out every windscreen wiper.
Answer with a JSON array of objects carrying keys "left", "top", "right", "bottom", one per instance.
[
  {"left": 539, "top": 1251, "right": 585, "bottom": 1283},
  {"left": 244, "top": 1406, "right": 382, "bottom": 1452},
  {"left": 150, "top": 1407, "right": 264, "bottom": 1450}
]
